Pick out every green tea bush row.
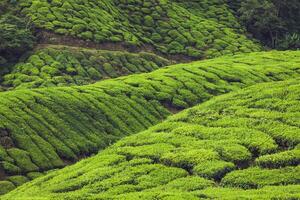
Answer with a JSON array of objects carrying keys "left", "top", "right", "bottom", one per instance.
[
  {"left": 18, "top": 0, "right": 261, "bottom": 58},
  {"left": 3, "top": 78, "right": 300, "bottom": 199},
  {"left": 2, "top": 46, "right": 171, "bottom": 90},
  {"left": 0, "top": 181, "right": 15, "bottom": 195},
  {"left": 221, "top": 166, "right": 300, "bottom": 189},
  {"left": 255, "top": 149, "right": 300, "bottom": 168},
  {"left": 0, "top": 51, "right": 299, "bottom": 193},
  {"left": 198, "top": 185, "right": 300, "bottom": 200}
]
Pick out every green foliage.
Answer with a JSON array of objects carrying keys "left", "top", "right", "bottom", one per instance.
[
  {"left": 238, "top": 0, "right": 300, "bottom": 48},
  {"left": 255, "top": 150, "right": 300, "bottom": 168},
  {"left": 193, "top": 160, "right": 235, "bottom": 180},
  {"left": 278, "top": 33, "right": 300, "bottom": 50},
  {"left": 2, "top": 46, "right": 171, "bottom": 89},
  {"left": 26, "top": 172, "right": 44, "bottom": 180},
  {"left": 17, "top": 0, "right": 261, "bottom": 58},
  {"left": 160, "top": 176, "right": 214, "bottom": 191},
  {"left": 0, "top": 181, "right": 15, "bottom": 195},
  {"left": 199, "top": 185, "right": 300, "bottom": 199},
  {"left": 221, "top": 166, "right": 300, "bottom": 189},
  {"left": 0, "top": 1, "right": 298, "bottom": 197},
  {"left": 0, "top": 51, "right": 298, "bottom": 196},
  {"left": 3, "top": 78, "right": 300, "bottom": 199},
  {"left": 7, "top": 176, "right": 29, "bottom": 186},
  {"left": 0, "top": 14, "right": 35, "bottom": 65},
  {"left": 7, "top": 148, "right": 39, "bottom": 172},
  {"left": 0, "top": 161, "right": 21, "bottom": 175}
]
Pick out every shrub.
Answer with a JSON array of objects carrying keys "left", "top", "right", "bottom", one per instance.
[
  {"left": 193, "top": 160, "right": 235, "bottom": 180},
  {"left": 0, "top": 181, "right": 15, "bottom": 195},
  {"left": 144, "top": 15, "right": 155, "bottom": 27},
  {"left": 7, "top": 148, "right": 39, "bottom": 172},
  {"left": 28, "top": 55, "right": 45, "bottom": 68},
  {"left": 151, "top": 33, "right": 162, "bottom": 42},
  {"left": 164, "top": 176, "right": 214, "bottom": 191},
  {"left": 26, "top": 172, "right": 44, "bottom": 180},
  {"left": 167, "top": 41, "right": 184, "bottom": 53},
  {"left": 186, "top": 47, "right": 202, "bottom": 57},
  {"left": 103, "top": 63, "right": 118, "bottom": 77},
  {"left": 0, "top": 146, "right": 13, "bottom": 162},
  {"left": 0, "top": 161, "right": 21, "bottom": 175},
  {"left": 87, "top": 67, "right": 102, "bottom": 80},
  {"left": 255, "top": 150, "right": 300, "bottom": 168},
  {"left": 221, "top": 166, "right": 300, "bottom": 189},
  {"left": 0, "top": 14, "right": 35, "bottom": 64},
  {"left": 81, "top": 31, "right": 93, "bottom": 40},
  {"left": 172, "top": 97, "right": 188, "bottom": 109},
  {"left": 7, "top": 176, "right": 29, "bottom": 186},
  {"left": 161, "top": 149, "right": 219, "bottom": 169},
  {"left": 41, "top": 66, "right": 60, "bottom": 76}
]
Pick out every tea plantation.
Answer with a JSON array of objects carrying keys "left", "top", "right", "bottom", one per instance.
[
  {"left": 3, "top": 78, "right": 299, "bottom": 199},
  {"left": 0, "top": 51, "right": 299, "bottom": 195},
  {"left": 1, "top": 0, "right": 300, "bottom": 198},
  {"left": 1, "top": 45, "right": 171, "bottom": 90},
  {"left": 18, "top": 0, "right": 261, "bottom": 58}
]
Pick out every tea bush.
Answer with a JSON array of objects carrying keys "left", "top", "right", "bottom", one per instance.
[
  {"left": 0, "top": 181, "right": 15, "bottom": 195},
  {"left": 221, "top": 166, "right": 300, "bottom": 189},
  {"left": 255, "top": 150, "right": 300, "bottom": 168}
]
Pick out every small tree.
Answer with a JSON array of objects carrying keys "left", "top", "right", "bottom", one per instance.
[
  {"left": 238, "top": 0, "right": 300, "bottom": 49},
  {"left": 239, "top": 0, "right": 284, "bottom": 48},
  {"left": 0, "top": 14, "right": 35, "bottom": 64}
]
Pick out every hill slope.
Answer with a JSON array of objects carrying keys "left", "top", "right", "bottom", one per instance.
[
  {"left": 3, "top": 79, "right": 300, "bottom": 199},
  {"left": 18, "top": 0, "right": 261, "bottom": 58},
  {"left": 0, "top": 51, "right": 299, "bottom": 194},
  {"left": 1, "top": 45, "right": 171, "bottom": 90}
]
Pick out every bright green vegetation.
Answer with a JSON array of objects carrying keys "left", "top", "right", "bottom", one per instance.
[
  {"left": 0, "top": 51, "right": 299, "bottom": 194},
  {"left": 1, "top": 0, "right": 299, "bottom": 198},
  {"left": 0, "top": 52, "right": 300, "bottom": 195},
  {"left": 255, "top": 149, "right": 300, "bottom": 168},
  {"left": 221, "top": 166, "right": 300, "bottom": 189},
  {"left": 18, "top": 0, "right": 261, "bottom": 58},
  {"left": 3, "top": 79, "right": 300, "bottom": 199},
  {"left": 1, "top": 46, "right": 171, "bottom": 90}
]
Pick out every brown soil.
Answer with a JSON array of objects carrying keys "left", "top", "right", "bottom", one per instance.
[
  {"left": 162, "top": 102, "right": 183, "bottom": 114},
  {"left": 0, "top": 137, "right": 14, "bottom": 149},
  {"left": 0, "top": 128, "right": 14, "bottom": 149},
  {"left": 0, "top": 169, "right": 7, "bottom": 181}
]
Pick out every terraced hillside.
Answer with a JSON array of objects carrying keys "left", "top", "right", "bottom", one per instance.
[
  {"left": 3, "top": 79, "right": 300, "bottom": 200},
  {"left": 18, "top": 0, "right": 261, "bottom": 59},
  {"left": 1, "top": 45, "right": 171, "bottom": 90},
  {"left": 0, "top": 51, "right": 299, "bottom": 194},
  {"left": 173, "top": 0, "right": 242, "bottom": 30}
]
